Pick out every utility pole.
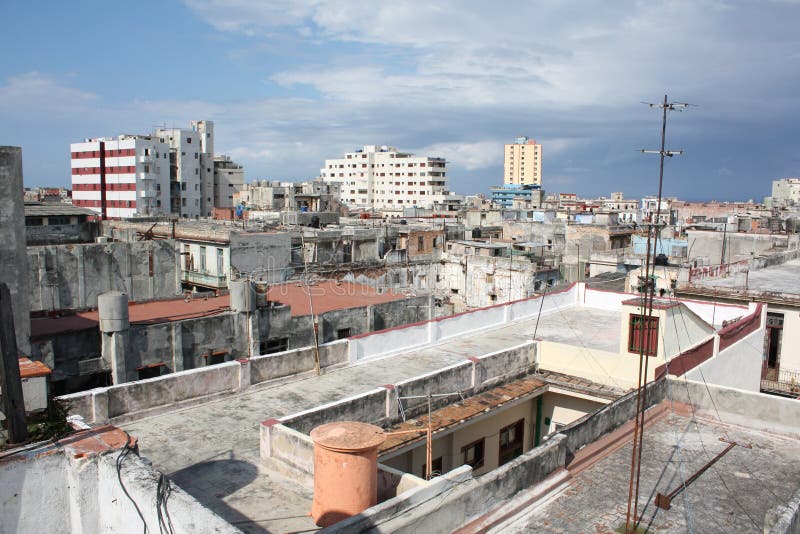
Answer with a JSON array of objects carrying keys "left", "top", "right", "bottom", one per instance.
[
  {"left": 0, "top": 283, "right": 28, "bottom": 443},
  {"left": 625, "top": 95, "right": 692, "bottom": 534}
]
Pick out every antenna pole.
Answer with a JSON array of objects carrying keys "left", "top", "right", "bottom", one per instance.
[{"left": 625, "top": 95, "right": 691, "bottom": 533}]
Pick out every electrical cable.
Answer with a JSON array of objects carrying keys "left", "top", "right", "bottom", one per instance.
[{"left": 116, "top": 431, "right": 149, "bottom": 534}]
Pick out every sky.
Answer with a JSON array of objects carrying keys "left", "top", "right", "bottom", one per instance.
[{"left": 1, "top": 0, "right": 799, "bottom": 201}]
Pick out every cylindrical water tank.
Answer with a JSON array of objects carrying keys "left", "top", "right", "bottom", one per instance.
[
  {"left": 229, "top": 280, "right": 255, "bottom": 313},
  {"left": 310, "top": 422, "right": 386, "bottom": 527},
  {"left": 97, "top": 291, "right": 129, "bottom": 332}
]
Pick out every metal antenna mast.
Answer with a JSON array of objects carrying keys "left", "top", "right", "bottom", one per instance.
[{"left": 625, "top": 95, "right": 692, "bottom": 533}]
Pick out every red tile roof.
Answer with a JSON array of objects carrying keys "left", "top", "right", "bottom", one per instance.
[{"left": 18, "top": 357, "right": 51, "bottom": 378}]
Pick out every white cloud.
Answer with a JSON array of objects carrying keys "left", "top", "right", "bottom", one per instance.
[
  {"left": 0, "top": 72, "right": 99, "bottom": 118},
  {"left": 412, "top": 141, "right": 502, "bottom": 171}
]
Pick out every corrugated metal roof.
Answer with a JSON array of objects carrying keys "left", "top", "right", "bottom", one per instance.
[{"left": 380, "top": 376, "right": 547, "bottom": 454}]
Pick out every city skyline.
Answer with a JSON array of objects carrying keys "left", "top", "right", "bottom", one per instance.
[{"left": 1, "top": 1, "right": 799, "bottom": 201}]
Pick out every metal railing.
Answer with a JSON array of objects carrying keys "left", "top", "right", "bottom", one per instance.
[
  {"left": 181, "top": 270, "right": 228, "bottom": 289},
  {"left": 761, "top": 367, "right": 800, "bottom": 396}
]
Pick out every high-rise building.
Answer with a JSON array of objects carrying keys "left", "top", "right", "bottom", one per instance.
[
  {"left": 71, "top": 121, "right": 244, "bottom": 219},
  {"left": 319, "top": 145, "right": 451, "bottom": 210},
  {"left": 71, "top": 135, "right": 171, "bottom": 219},
  {"left": 504, "top": 136, "right": 542, "bottom": 186}
]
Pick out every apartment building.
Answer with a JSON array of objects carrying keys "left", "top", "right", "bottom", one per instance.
[
  {"left": 770, "top": 177, "right": 800, "bottom": 207},
  {"left": 71, "top": 135, "right": 171, "bottom": 219},
  {"left": 71, "top": 120, "right": 244, "bottom": 220},
  {"left": 319, "top": 145, "right": 451, "bottom": 210},
  {"left": 504, "top": 136, "right": 542, "bottom": 186}
]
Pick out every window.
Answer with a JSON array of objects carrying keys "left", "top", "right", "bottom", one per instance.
[
  {"left": 417, "top": 236, "right": 425, "bottom": 250},
  {"left": 498, "top": 419, "right": 525, "bottom": 465},
  {"left": 262, "top": 337, "right": 289, "bottom": 354},
  {"left": 187, "top": 138, "right": 192, "bottom": 143},
  {"left": 199, "top": 246, "right": 206, "bottom": 272},
  {"left": 421, "top": 457, "right": 443, "bottom": 479},
  {"left": 462, "top": 439, "right": 484, "bottom": 469},
  {"left": 137, "top": 364, "right": 164, "bottom": 380},
  {"left": 628, "top": 315, "right": 659, "bottom": 356},
  {"left": 47, "top": 216, "right": 71, "bottom": 225},
  {"left": 206, "top": 351, "right": 227, "bottom": 365},
  {"left": 336, "top": 328, "right": 351, "bottom": 339}
]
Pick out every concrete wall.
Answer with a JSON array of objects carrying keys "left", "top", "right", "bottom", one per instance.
[
  {"left": 668, "top": 378, "right": 800, "bottom": 438},
  {"left": 26, "top": 220, "right": 99, "bottom": 246},
  {"left": 0, "top": 146, "right": 31, "bottom": 354},
  {"left": 58, "top": 340, "right": 348, "bottom": 424},
  {"left": 229, "top": 232, "right": 291, "bottom": 282},
  {"left": 0, "top": 447, "right": 67, "bottom": 533},
  {"left": 335, "top": 435, "right": 567, "bottom": 534},
  {"left": 28, "top": 240, "right": 180, "bottom": 312},
  {"left": 0, "top": 443, "right": 238, "bottom": 534},
  {"left": 348, "top": 285, "right": 577, "bottom": 363},
  {"left": 685, "top": 329, "right": 763, "bottom": 392}
]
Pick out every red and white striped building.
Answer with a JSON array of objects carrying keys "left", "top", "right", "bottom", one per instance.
[{"left": 71, "top": 136, "right": 171, "bottom": 219}]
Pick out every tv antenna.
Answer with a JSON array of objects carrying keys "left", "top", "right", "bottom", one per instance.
[{"left": 625, "top": 95, "right": 694, "bottom": 534}]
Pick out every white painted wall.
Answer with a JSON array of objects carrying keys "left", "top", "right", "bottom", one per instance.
[{"left": 685, "top": 329, "right": 763, "bottom": 392}]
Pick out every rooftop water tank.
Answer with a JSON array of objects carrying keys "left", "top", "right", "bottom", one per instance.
[
  {"left": 97, "top": 291, "right": 129, "bottom": 332},
  {"left": 310, "top": 421, "right": 386, "bottom": 527}
]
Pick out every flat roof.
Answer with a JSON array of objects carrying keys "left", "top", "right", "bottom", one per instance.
[
  {"left": 24, "top": 202, "right": 96, "bottom": 217},
  {"left": 31, "top": 282, "right": 408, "bottom": 337},
  {"left": 266, "top": 280, "right": 409, "bottom": 317},
  {"left": 501, "top": 403, "right": 800, "bottom": 532},
  {"left": 31, "top": 295, "right": 231, "bottom": 338},
  {"left": 697, "top": 258, "right": 800, "bottom": 295},
  {"left": 117, "top": 301, "right": 625, "bottom": 532}
]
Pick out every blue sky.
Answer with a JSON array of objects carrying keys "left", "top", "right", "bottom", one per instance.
[{"left": 1, "top": 0, "right": 799, "bottom": 201}]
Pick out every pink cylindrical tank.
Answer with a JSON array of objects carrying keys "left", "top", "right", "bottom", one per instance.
[{"left": 309, "top": 421, "right": 386, "bottom": 527}]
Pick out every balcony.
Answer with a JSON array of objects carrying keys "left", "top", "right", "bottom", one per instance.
[
  {"left": 181, "top": 270, "right": 228, "bottom": 289},
  {"left": 139, "top": 172, "right": 154, "bottom": 180},
  {"left": 140, "top": 189, "right": 155, "bottom": 198},
  {"left": 761, "top": 367, "right": 800, "bottom": 397}
]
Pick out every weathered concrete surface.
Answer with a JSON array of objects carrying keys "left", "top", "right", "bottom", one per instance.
[
  {"left": 117, "top": 305, "right": 604, "bottom": 532},
  {"left": 764, "top": 485, "right": 800, "bottom": 534},
  {"left": 28, "top": 240, "right": 181, "bottom": 312},
  {"left": 0, "top": 146, "right": 31, "bottom": 354},
  {"left": 0, "top": 432, "right": 239, "bottom": 534},
  {"left": 344, "top": 435, "right": 567, "bottom": 534},
  {"left": 499, "top": 410, "right": 800, "bottom": 533}
]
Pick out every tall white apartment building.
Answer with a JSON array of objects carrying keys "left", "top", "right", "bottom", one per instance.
[
  {"left": 71, "top": 136, "right": 171, "bottom": 219},
  {"left": 504, "top": 136, "right": 542, "bottom": 186},
  {"left": 319, "top": 145, "right": 450, "bottom": 210},
  {"left": 771, "top": 178, "right": 800, "bottom": 207},
  {"left": 71, "top": 120, "right": 245, "bottom": 219}
]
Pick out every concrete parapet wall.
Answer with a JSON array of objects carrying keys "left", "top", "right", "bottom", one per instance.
[
  {"left": 668, "top": 378, "right": 800, "bottom": 438},
  {"left": 0, "top": 439, "right": 239, "bottom": 534},
  {"left": 282, "top": 387, "right": 389, "bottom": 434},
  {"left": 276, "top": 342, "right": 539, "bottom": 437},
  {"left": 348, "top": 284, "right": 577, "bottom": 363},
  {"left": 260, "top": 421, "right": 426, "bottom": 501},
  {"left": 556, "top": 378, "right": 666, "bottom": 457},
  {"left": 97, "top": 452, "right": 241, "bottom": 533},
  {"left": 764, "top": 485, "right": 800, "bottom": 534},
  {"left": 335, "top": 435, "right": 567, "bottom": 534},
  {"left": 105, "top": 361, "right": 241, "bottom": 419},
  {"left": 58, "top": 341, "right": 349, "bottom": 423},
  {"left": 395, "top": 361, "right": 474, "bottom": 415}
]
